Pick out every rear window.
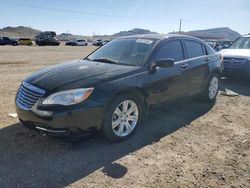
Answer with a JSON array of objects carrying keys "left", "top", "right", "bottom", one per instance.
[{"left": 185, "top": 40, "right": 204, "bottom": 58}]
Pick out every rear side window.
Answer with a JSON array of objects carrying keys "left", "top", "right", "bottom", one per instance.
[
  {"left": 155, "top": 40, "right": 184, "bottom": 62},
  {"left": 185, "top": 40, "right": 204, "bottom": 58}
]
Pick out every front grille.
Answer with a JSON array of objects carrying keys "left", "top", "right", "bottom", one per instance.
[
  {"left": 223, "top": 57, "right": 247, "bottom": 64},
  {"left": 16, "top": 82, "right": 45, "bottom": 110}
]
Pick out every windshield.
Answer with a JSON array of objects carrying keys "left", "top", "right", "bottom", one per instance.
[
  {"left": 230, "top": 37, "right": 250, "bottom": 49},
  {"left": 87, "top": 38, "right": 157, "bottom": 66}
]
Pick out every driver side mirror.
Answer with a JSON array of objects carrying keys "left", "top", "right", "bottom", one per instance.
[{"left": 156, "top": 58, "right": 175, "bottom": 68}]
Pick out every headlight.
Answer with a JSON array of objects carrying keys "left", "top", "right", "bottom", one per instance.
[{"left": 42, "top": 88, "right": 94, "bottom": 106}]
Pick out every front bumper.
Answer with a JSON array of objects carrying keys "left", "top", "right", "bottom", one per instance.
[
  {"left": 16, "top": 99, "right": 105, "bottom": 134},
  {"left": 223, "top": 63, "right": 250, "bottom": 77}
]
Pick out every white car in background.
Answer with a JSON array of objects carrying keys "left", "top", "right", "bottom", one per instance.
[
  {"left": 221, "top": 34, "right": 250, "bottom": 77},
  {"left": 65, "top": 39, "right": 89, "bottom": 46}
]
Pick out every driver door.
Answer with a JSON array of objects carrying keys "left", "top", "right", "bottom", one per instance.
[{"left": 147, "top": 39, "right": 190, "bottom": 107}]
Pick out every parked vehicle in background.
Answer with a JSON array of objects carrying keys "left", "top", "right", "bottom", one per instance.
[
  {"left": 206, "top": 40, "right": 234, "bottom": 51},
  {"left": 15, "top": 34, "right": 222, "bottom": 142},
  {"left": 215, "top": 41, "right": 234, "bottom": 51},
  {"left": 18, "top": 38, "right": 33, "bottom": 46},
  {"left": 65, "top": 39, "right": 88, "bottom": 46},
  {"left": 221, "top": 34, "right": 250, "bottom": 77},
  {"left": 65, "top": 41, "right": 76, "bottom": 46},
  {"left": 0, "top": 37, "right": 18, "bottom": 46},
  {"left": 93, "top": 39, "right": 103, "bottom": 46},
  {"left": 101, "top": 39, "right": 111, "bottom": 46},
  {"left": 35, "top": 31, "right": 60, "bottom": 46}
]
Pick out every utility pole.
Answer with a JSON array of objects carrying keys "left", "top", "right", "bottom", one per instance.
[{"left": 179, "top": 19, "right": 182, "bottom": 34}]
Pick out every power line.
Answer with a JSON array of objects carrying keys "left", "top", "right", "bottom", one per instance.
[{"left": 0, "top": 1, "right": 166, "bottom": 21}]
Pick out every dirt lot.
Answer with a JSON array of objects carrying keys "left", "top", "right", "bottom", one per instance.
[{"left": 0, "top": 46, "right": 249, "bottom": 188}]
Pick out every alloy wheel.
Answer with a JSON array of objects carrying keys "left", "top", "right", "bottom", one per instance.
[
  {"left": 208, "top": 76, "right": 219, "bottom": 99},
  {"left": 111, "top": 100, "right": 139, "bottom": 137}
]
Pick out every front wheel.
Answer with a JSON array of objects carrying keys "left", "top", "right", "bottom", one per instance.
[
  {"left": 202, "top": 73, "right": 220, "bottom": 102},
  {"left": 102, "top": 94, "right": 143, "bottom": 142}
]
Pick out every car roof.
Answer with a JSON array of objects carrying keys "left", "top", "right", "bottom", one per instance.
[{"left": 118, "top": 34, "right": 201, "bottom": 41}]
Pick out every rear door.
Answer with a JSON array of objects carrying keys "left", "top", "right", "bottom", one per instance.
[
  {"left": 183, "top": 40, "right": 210, "bottom": 96},
  {"left": 148, "top": 39, "right": 190, "bottom": 107}
]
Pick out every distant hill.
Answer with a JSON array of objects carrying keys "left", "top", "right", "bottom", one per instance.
[
  {"left": 112, "top": 28, "right": 158, "bottom": 37},
  {"left": 56, "top": 28, "right": 157, "bottom": 41},
  {"left": 0, "top": 26, "right": 41, "bottom": 39},
  {"left": 170, "top": 27, "right": 241, "bottom": 40},
  {"left": 0, "top": 26, "right": 242, "bottom": 41}
]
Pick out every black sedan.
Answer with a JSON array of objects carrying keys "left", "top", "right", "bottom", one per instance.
[
  {"left": 16, "top": 34, "right": 222, "bottom": 142},
  {"left": 0, "top": 37, "right": 18, "bottom": 46}
]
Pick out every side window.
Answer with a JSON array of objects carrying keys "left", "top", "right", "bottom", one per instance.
[
  {"left": 202, "top": 44, "right": 207, "bottom": 55},
  {"left": 205, "top": 44, "right": 215, "bottom": 55},
  {"left": 185, "top": 40, "right": 204, "bottom": 58},
  {"left": 155, "top": 40, "right": 184, "bottom": 62}
]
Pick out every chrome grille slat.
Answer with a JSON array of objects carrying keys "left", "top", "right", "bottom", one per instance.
[
  {"left": 20, "top": 86, "right": 43, "bottom": 97},
  {"left": 19, "top": 92, "right": 38, "bottom": 102},
  {"left": 16, "top": 82, "right": 45, "bottom": 110},
  {"left": 18, "top": 99, "right": 31, "bottom": 108},
  {"left": 223, "top": 57, "right": 247, "bottom": 64},
  {"left": 19, "top": 96, "right": 35, "bottom": 105}
]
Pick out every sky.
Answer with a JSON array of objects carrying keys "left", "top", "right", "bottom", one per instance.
[{"left": 0, "top": 0, "right": 249, "bottom": 35}]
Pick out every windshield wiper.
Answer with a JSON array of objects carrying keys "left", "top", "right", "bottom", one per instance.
[{"left": 90, "top": 58, "right": 119, "bottom": 64}]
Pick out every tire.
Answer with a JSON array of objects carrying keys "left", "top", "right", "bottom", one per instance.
[
  {"left": 102, "top": 94, "right": 143, "bottom": 142},
  {"left": 85, "top": 43, "right": 88, "bottom": 46},
  {"left": 201, "top": 73, "right": 220, "bottom": 102}
]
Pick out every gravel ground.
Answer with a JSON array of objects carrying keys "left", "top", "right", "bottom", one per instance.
[{"left": 0, "top": 46, "right": 249, "bottom": 188}]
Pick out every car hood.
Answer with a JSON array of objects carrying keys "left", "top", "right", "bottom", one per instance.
[
  {"left": 221, "top": 49, "right": 250, "bottom": 59},
  {"left": 24, "top": 60, "right": 141, "bottom": 92}
]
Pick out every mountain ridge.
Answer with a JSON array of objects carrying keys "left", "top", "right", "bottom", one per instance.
[{"left": 0, "top": 26, "right": 242, "bottom": 41}]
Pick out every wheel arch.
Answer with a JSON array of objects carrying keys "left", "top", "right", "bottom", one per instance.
[
  {"left": 114, "top": 87, "right": 147, "bottom": 108},
  {"left": 212, "top": 69, "right": 222, "bottom": 78},
  {"left": 102, "top": 86, "right": 148, "bottom": 124}
]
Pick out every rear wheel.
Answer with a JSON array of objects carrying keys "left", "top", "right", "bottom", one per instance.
[
  {"left": 202, "top": 73, "right": 220, "bottom": 102},
  {"left": 102, "top": 94, "right": 143, "bottom": 142}
]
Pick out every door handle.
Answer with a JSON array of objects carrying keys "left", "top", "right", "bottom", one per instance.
[
  {"left": 205, "top": 57, "right": 211, "bottom": 62},
  {"left": 180, "top": 63, "right": 189, "bottom": 69}
]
